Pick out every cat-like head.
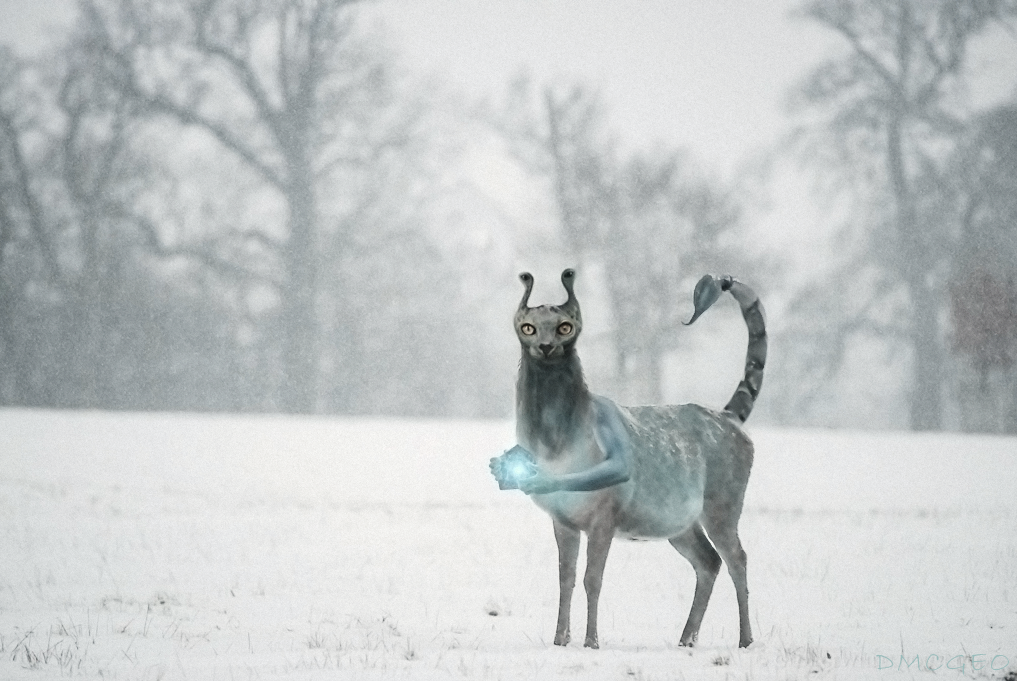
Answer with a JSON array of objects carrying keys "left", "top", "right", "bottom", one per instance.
[{"left": 514, "top": 268, "right": 582, "bottom": 361}]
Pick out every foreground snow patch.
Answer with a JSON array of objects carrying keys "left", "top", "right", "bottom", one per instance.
[{"left": 1, "top": 409, "right": 1014, "bottom": 680}]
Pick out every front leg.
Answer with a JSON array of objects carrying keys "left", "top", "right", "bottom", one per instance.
[
  {"left": 583, "top": 520, "right": 614, "bottom": 649},
  {"left": 552, "top": 519, "right": 580, "bottom": 646}
]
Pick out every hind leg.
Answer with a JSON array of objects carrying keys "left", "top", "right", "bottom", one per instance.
[
  {"left": 669, "top": 522, "right": 722, "bottom": 646},
  {"left": 701, "top": 515, "right": 752, "bottom": 648}
]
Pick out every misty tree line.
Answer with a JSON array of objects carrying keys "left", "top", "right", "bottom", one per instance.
[
  {"left": 0, "top": 0, "right": 756, "bottom": 419},
  {"left": 779, "top": 0, "right": 1017, "bottom": 432},
  {"left": 0, "top": 0, "right": 494, "bottom": 415},
  {"left": 492, "top": 76, "right": 759, "bottom": 407},
  {"left": 1, "top": 0, "right": 1017, "bottom": 432}
]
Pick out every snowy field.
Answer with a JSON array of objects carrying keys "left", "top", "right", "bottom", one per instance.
[{"left": 1, "top": 409, "right": 1015, "bottom": 680}]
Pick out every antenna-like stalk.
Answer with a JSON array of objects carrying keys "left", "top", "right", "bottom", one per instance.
[
  {"left": 560, "top": 268, "right": 581, "bottom": 322},
  {"left": 518, "top": 272, "right": 534, "bottom": 311}
]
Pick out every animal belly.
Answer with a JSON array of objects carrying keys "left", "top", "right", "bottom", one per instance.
[
  {"left": 616, "top": 492, "right": 703, "bottom": 539},
  {"left": 530, "top": 489, "right": 610, "bottom": 531},
  {"left": 614, "top": 460, "right": 706, "bottom": 539}
]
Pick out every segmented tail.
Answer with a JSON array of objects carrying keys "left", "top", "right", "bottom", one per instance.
[{"left": 685, "top": 274, "right": 767, "bottom": 423}]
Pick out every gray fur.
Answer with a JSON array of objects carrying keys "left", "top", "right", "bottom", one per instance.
[
  {"left": 721, "top": 277, "right": 767, "bottom": 423},
  {"left": 507, "top": 269, "right": 765, "bottom": 650}
]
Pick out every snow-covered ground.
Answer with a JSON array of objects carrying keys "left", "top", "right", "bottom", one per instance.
[{"left": 1, "top": 409, "right": 1014, "bottom": 680}]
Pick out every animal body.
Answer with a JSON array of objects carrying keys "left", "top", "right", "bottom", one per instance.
[{"left": 492, "top": 268, "right": 766, "bottom": 650}]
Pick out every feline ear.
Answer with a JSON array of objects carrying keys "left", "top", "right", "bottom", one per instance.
[
  {"left": 560, "top": 268, "right": 581, "bottom": 322},
  {"left": 518, "top": 272, "right": 534, "bottom": 311}
]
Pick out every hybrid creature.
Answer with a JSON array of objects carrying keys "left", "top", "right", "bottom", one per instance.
[{"left": 490, "top": 268, "right": 766, "bottom": 650}]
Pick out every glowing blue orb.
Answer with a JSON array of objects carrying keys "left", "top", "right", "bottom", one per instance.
[{"left": 509, "top": 462, "right": 530, "bottom": 479}]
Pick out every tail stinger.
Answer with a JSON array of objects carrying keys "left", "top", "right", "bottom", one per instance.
[{"left": 685, "top": 274, "right": 767, "bottom": 423}]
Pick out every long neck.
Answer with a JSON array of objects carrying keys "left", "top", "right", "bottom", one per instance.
[{"left": 516, "top": 349, "right": 591, "bottom": 455}]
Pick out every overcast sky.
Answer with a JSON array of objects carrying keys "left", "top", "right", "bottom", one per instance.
[
  {"left": 4, "top": 1, "right": 1015, "bottom": 165},
  {"left": 384, "top": 2, "right": 836, "bottom": 168},
  {"left": 0, "top": 0, "right": 842, "bottom": 175},
  {"left": 3, "top": 0, "right": 1015, "bottom": 273},
  {"left": 372, "top": 0, "right": 850, "bottom": 180}
]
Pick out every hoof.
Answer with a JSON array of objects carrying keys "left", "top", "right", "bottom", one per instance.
[
  {"left": 584, "top": 637, "right": 599, "bottom": 649},
  {"left": 554, "top": 632, "right": 570, "bottom": 647},
  {"left": 739, "top": 637, "right": 753, "bottom": 649}
]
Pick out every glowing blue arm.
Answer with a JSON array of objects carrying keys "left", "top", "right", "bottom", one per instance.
[
  {"left": 519, "top": 397, "right": 631, "bottom": 494},
  {"left": 551, "top": 397, "right": 631, "bottom": 491}
]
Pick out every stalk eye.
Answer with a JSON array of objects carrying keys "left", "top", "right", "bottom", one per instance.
[
  {"left": 560, "top": 268, "right": 581, "bottom": 322},
  {"left": 518, "top": 272, "right": 534, "bottom": 311}
]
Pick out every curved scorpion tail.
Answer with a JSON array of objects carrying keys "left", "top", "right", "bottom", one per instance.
[{"left": 684, "top": 274, "right": 767, "bottom": 423}]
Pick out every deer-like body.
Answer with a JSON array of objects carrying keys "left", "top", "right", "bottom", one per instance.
[{"left": 494, "top": 269, "right": 765, "bottom": 650}]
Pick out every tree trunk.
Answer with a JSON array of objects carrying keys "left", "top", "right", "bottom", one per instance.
[
  {"left": 1007, "top": 369, "right": 1017, "bottom": 434},
  {"left": 0, "top": 279, "right": 21, "bottom": 405},
  {"left": 279, "top": 159, "right": 319, "bottom": 414},
  {"left": 908, "top": 279, "right": 943, "bottom": 430},
  {"left": 887, "top": 117, "right": 943, "bottom": 430}
]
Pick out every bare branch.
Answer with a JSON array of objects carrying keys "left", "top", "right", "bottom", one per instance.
[
  {"left": 314, "top": 122, "right": 416, "bottom": 178},
  {"left": 814, "top": 6, "right": 901, "bottom": 92},
  {"left": 142, "top": 88, "right": 286, "bottom": 189},
  {"left": 0, "top": 110, "right": 65, "bottom": 286},
  {"left": 134, "top": 214, "right": 282, "bottom": 286},
  {"left": 84, "top": 1, "right": 288, "bottom": 189},
  {"left": 0, "top": 182, "right": 12, "bottom": 272},
  {"left": 193, "top": 7, "right": 285, "bottom": 143}
]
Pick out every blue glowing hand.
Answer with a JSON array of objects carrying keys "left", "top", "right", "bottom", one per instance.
[{"left": 490, "top": 445, "right": 537, "bottom": 490}]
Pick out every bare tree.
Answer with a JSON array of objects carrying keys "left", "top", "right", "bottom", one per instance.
[
  {"left": 604, "top": 152, "right": 745, "bottom": 404},
  {"left": 0, "top": 48, "right": 29, "bottom": 403},
  {"left": 493, "top": 78, "right": 752, "bottom": 404},
  {"left": 80, "top": 0, "right": 414, "bottom": 413},
  {"left": 948, "top": 105, "right": 1017, "bottom": 431},
  {"left": 54, "top": 32, "right": 157, "bottom": 406},
  {"left": 0, "top": 47, "right": 68, "bottom": 405},
  {"left": 789, "top": 0, "right": 1017, "bottom": 429},
  {"left": 495, "top": 76, "right": 614, "bottom": 265},
  {"left": 2, "top": 33, "right": 250, "bottom": 409}
]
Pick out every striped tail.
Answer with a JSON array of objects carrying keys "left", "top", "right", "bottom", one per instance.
[{"left": 684, "top": 274, "right": 767, "bottom": 423}]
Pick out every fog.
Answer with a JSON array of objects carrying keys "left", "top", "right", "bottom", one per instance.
[
  {"left": 2, "top": 6, "right": 1017, "bottom": 678},
  {"left": 2, "top": 0, "right": 1017, "bottom": 431}
]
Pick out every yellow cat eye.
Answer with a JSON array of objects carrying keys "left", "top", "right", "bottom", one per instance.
[
  {"left": 520, "top": 323, "right": 536, "bottom": 336},
  {"left": 557, "top": 322, "right": 573, "bottom": 335}
]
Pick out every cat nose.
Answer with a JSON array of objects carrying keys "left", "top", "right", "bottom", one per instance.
[{"left": 539, "top": 344, "right": 554, "bottom": 357}]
